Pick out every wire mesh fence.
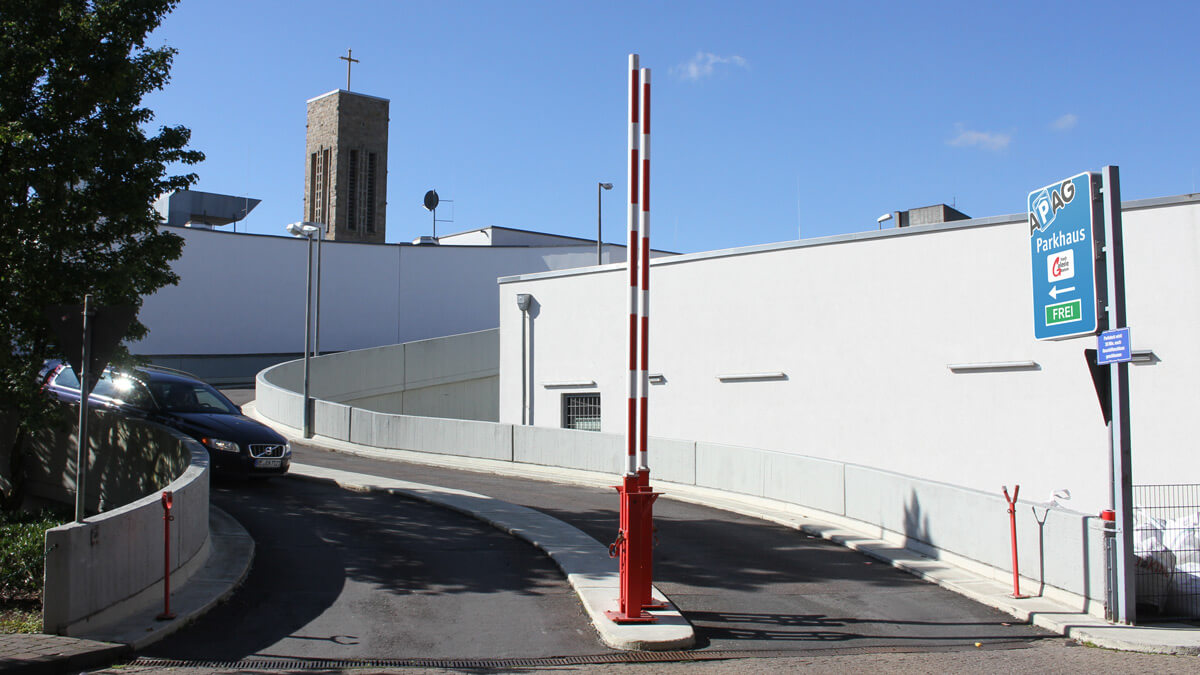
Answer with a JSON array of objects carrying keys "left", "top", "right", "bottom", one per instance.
[{"left": 1133, "top": 484, "right": 1200, "bottom": 620}]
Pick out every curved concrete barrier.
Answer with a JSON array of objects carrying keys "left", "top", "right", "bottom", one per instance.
[{"left": 40, "top": 422, "right": 210, "bottom": 636}]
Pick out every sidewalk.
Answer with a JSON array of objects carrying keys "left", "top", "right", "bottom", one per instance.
[
  {"left": 0, "top": 505, "right": 253, "bottom": 675},
  {"left": 247, "top": 402, "right": 1200, "bottom": 657}
]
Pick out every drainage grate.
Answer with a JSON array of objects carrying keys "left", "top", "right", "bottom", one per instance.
[{"left": 132, "top": 642, "right": 1036, "bottom": 670}]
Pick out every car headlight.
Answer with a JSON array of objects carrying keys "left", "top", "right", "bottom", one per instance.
[
  {"left": 202, "top": 437, "right": 240, "bottom": 453},
  {"left": 284, "top": 442, "right": 292, "bottom": 456}
]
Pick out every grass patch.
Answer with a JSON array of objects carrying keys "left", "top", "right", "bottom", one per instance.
[
  {"left": 0, "top": 601, "right": 41, "bottom": 633},
  {"left": 1, "top": 506, "right": 71, "bottom": 634}
]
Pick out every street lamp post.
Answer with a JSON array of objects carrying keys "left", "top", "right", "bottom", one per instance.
[
  {"left": 286, "top": 221, "right": 322, "bottom": 438},
  {"left": 314, "top": 225, "right": 325, "bottom": 356},
  {"left": 877, "top": 213, "right": 893, "bottom": 230},
  {"left": 598, "top": 182, "right": 613, "bottom": 265}
]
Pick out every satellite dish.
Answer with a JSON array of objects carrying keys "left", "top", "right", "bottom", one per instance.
[{"left": 423, "top": 190, "right": 439, "bottom": 211}]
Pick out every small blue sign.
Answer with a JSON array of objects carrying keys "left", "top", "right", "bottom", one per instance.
[
  {"left": 1097, "top": 327, "right": 1132, "bottom": 365},
  {"left": 1029, "top": 172, "right": 1101, "bottom": 341}
]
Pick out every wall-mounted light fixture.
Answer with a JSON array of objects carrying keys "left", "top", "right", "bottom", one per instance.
[
  {"left": 947, "top": 361, "right": 1040, "bottom": 373},
  {"left": 542, "top": 380, "right": 597, "bottom": 389},
  {"left": 717, "top": 372, "right": 788, "bottom": 382}
]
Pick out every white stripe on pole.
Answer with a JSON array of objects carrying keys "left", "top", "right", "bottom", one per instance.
[
  {"left": 625, "top": 54, "right": 640, "bottom": 477},
  {"left": 638, "top": 67, "right": 651, "bottom": 474}
]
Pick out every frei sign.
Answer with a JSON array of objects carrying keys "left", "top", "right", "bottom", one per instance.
[{"left": 1028, "top": 172, "right": 1103, "bottom": 340}]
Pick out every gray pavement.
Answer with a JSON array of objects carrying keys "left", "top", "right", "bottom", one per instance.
[
  {"left": 143, "top": 475, "right": 621, "bottom": 660},
  {"left": 280, "top": 444, "right": 1051, "bottom": 655}
]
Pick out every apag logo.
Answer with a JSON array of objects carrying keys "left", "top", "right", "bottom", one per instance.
[{"left": 1028, "top": 179, "right": 1077, "bottom": 234}]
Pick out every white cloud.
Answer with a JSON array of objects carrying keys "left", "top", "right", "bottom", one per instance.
[
  {"left": 1052, "top": 113, "right": 1078, "bottom": 131},
  {"left": 672, "top": 51, "right": 748, "bottom": 81},
  {"left": 947, "top": 123, "right": 1012, "bottom": 151}
]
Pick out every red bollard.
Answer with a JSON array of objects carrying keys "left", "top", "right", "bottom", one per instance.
[
  {"left": 1002, "top": 485, "right": 1028, "bottom": 599},
  {"left": 157, "top": 490, "right": 176, "bottom": 621}
]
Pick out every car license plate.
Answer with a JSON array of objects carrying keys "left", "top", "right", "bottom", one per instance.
[{"left": 255, "top": 458, "right": 282, "bottom": 469}]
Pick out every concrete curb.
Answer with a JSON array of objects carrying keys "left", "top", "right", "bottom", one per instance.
[
  {"left": 287, "top": 463, "right": 695, "bottom": 651},
  {"left": 77, "top": 504, "right": 255, "bottom": 651}
]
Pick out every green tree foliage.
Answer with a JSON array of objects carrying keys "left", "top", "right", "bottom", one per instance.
[{"left": 0, "top": 0, "right": 202, "bottom": 443}]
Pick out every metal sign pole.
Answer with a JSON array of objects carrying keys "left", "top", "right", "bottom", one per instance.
[
  {"left": 74, "top": 295, "right": 93, "bottom": 523},
  {"left": 1101, "top": 165, "right": 1135, "bottom": 624}
]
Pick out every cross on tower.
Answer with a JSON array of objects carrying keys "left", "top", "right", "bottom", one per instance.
[{"left": 340, "top": 49, "right": 359, "bottom": 91}]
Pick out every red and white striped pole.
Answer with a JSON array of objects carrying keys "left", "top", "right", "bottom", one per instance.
[
  {"left": 607, "top": 53, "right": 661, "bottom": 625},
  {"left": 637, "top": 67, "right": 651, "bottom": 483},
  {"left": 625, "top": 54, "right": 640, "bottom": 479}
]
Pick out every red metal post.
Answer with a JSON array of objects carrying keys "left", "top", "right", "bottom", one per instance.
[
  {"left": 1002, "top": 485, "right": 1028, "bottom": 599},
  {"left": 608, "top": 476, "right": 660, "bottom": 623},
  {"left": 157, "top": 490, "right": 176, "bottom": 621}
]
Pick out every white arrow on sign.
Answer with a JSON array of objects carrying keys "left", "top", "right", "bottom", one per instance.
[{"left": 1049, "top": 285, "right": 1076, "bottom": 299}]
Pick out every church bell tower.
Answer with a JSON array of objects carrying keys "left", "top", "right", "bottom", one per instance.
[{"left": 303, "top": 52, "right": 389, "bottom": 243}]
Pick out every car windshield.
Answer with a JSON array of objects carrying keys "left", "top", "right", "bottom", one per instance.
[{"left": 147, "top": 379, "right": 241, "bottom": 414}]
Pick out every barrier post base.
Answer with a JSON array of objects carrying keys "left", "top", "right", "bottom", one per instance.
[{"left": 609, "top": 476, "right": 660, "bottom": 623}]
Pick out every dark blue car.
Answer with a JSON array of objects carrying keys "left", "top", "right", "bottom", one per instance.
[{"left": 42, "top": 363, "right": 290, "bottom": 477}]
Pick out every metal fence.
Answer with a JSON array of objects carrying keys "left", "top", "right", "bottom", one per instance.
[{"left": 1133, "top": 484, "right": 1200, "bottom": 620}]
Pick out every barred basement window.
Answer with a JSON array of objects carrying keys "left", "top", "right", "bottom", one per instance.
[
  {"left": 365, "top": 152, "right": 377, "bottom": 233},
  {"left": 562, "top": 394, "right": 601, "bottom": 432},
  {"left": 347, "top": 149, "right": 359, "bottom": 230}
]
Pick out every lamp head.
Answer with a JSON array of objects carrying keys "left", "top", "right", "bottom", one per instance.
[
  {"left": 599, "top": 183, "right": 613, "bottom": 190},
  {"left": 286, "top": 221, "right": 321, "bottom": 238},
  {"left": 516, "top": 294, "right": 532, "bottom": 312},
  {"left": 876, "top": 213, "right": 893, "bottom": 224}
]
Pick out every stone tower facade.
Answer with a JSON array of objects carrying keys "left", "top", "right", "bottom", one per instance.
[{"left": 304, "top": 90, "right": 389, "bottom": 243}]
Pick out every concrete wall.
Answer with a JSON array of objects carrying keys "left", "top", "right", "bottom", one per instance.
[
  {"left": 497, "top": 195, "right": 1200, "bottom": 518},
  {"left": 35, "top": 411, "right": 210, "bottom": 636},
  {"left": 131, "top": 227, "right": 640, "bottom": 373},
  {"left": 24, "top": 407, "right": 194, "bottom": 514},
  {"left": 258, "top": 329, "right": 500, "bottom": 425}
]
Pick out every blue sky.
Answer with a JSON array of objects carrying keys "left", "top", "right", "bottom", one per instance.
[{"left": 144, "top": 1, "right": 1199, "bottom": 253}]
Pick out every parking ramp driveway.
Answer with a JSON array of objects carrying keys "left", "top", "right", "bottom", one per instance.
[{"left": 287, "top": 443, "right": 1051, "bottom": 654}]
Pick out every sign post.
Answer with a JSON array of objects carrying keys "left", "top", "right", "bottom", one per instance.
[
  {"left": 1100, "top": 165, "right": 1135, "bottom": 625},
  {"left": 1028, "top": 166, "right": 1134, "bottom": 624},
  {"left": 46, "top": 297, "right": 135, "bottom": 522}
]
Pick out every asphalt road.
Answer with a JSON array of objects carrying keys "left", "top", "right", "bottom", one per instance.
[
  {"left": 281, "top": 443, "right": 1050, "bottom": 656},
  {"left": 143, "top": 477, "right": 604, "bottom": 660}
]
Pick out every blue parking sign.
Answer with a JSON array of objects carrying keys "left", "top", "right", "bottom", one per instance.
[{"left": 1029, "top": 172, "right": 1103, "bottom": 340}]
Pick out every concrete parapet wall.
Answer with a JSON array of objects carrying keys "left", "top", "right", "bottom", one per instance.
[
  {"left": 23, "top": 407, "right": 193, "bottom": 513},
  {"left": 40, "top": 423, "right": 210, "bottom": 635},
  {"left": 349, "top": 409, "right": 513, "bottom": 462},
  {"left": 260, "top": 329, "right": 498, "bottom": 422},
  {"left": 256, "top": 370, "right": 1102, "bottom": 613}
]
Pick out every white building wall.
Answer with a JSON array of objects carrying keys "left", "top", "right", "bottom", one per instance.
[
  {"left": 133, "top": 227, "right": 631, "bottom": 358},
  {"left": 498, "top": 197, "right": 1200, "bottom": 516}
]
